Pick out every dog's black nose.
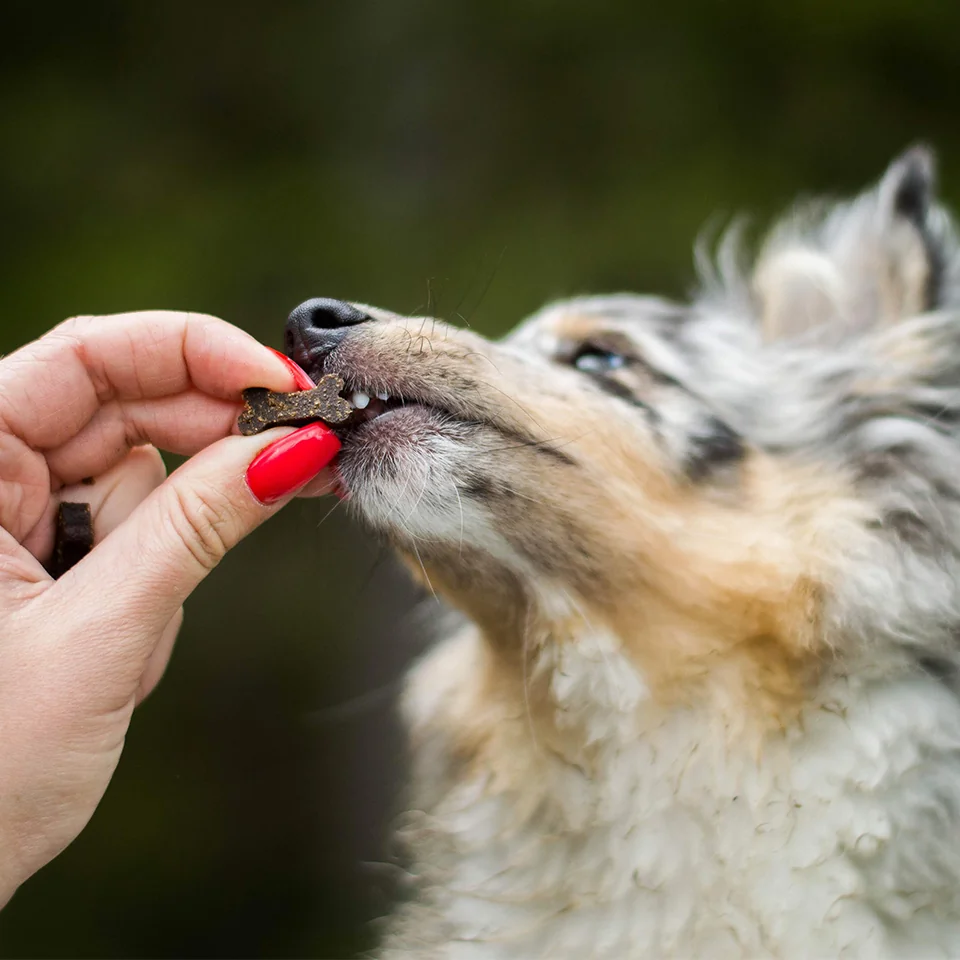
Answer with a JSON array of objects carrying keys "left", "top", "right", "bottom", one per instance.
[
  {"left": 287, "top": 298, "right": 370, "bottom": 331},
  {"left": 284, "top": 298, "right": 372, "bottom": 372}
]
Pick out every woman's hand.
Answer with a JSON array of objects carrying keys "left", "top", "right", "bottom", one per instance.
[{"left": 0, "top": 311, "right": 338, "bottom": 906}]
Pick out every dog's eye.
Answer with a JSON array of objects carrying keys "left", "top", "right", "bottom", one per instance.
[{"left": 572, "top": 346, "right": 627, "bottom": 374}]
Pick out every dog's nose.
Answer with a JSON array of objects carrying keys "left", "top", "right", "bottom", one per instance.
[
  {"left": 284, "top": 298, "right": 371, "bottom": 370},
  {"left": 288, "top": 298, "right": 371, "bottom": 331}
]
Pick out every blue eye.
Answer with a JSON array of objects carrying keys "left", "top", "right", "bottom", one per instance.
[{"left": 572, "top": 347, "right": 627, "bottom": 373}]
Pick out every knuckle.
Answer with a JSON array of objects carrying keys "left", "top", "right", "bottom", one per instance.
[
  {"left": 130, "top": 444, "right": 168, "bottom": 486},
  {"left": 168, "top": 482, "right": 237, "bottom": 572},
  {"left": 50, "top": 315, "right": 96, "bottom": 341}
]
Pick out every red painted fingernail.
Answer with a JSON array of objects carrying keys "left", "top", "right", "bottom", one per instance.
[
  {"left": 246, "top": 423, "right": 341, "bottom": 504},
  {"left": 267, "top": 346, "right": 316, "bottom": 391}
]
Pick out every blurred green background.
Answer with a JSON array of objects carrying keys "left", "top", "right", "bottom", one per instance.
[{"left": 2, "top": 1, "right": 959, "bottom": 957}]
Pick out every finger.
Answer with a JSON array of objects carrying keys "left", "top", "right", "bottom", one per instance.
[
  {"left": 296, "top": 468, "right": 338, "bottom": 498},
  {"left": 43, "top": 392, "right": 239, "bottom": 487},
  {"left": 0, "top": 523, "right": 53, "bottom": 596},
  {"left": 40, "top": 424, "right": 338, "bottom": 704},
  {"left": 4, "top": 428, "right": 59, "bottom": 558},
  {"left": 0, "top": 311, "right": 296, "bottom": 452},
  {"left": 22, "top": 446, "right": 167, "bottom": 563},
  {"left": 60, "top": 445, "right": 167, "bottom": 540},
  {"left": 137, "top": 607, "right": 183, "bottom": 704}
]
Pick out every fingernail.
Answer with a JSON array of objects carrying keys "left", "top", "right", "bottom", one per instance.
[
  {"left": 267, "top": 346, "right": 316, "bottom": 391},
  {"left": 246, "top": 423, "right": 341, "bottom": 504}
]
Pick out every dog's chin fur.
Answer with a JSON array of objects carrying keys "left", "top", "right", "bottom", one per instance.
[{"left": 325, "top": 147, "right": 960, "bottom": 957}]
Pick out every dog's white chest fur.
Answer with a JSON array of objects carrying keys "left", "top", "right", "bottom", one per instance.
[{"left": 388, "top": 633, "right": 960, "bottom": 959}]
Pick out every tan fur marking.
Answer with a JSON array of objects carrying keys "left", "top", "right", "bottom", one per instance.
[
  {"left": 584, "top": 454, "right": 856, "bottom": 736},
  {"left": 403, "top": 450, "right": 862, "bottom": 747},
  {"left": 880, "top": 235, "right": 930, "bottom": 324}
]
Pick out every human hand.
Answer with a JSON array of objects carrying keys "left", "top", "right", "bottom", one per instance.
[{"left": 0, "top": 311, "right": 339, "bottom": 905}]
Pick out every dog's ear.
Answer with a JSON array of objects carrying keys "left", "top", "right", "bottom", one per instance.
[{"left": 754, "top": 146, "right": 953, "bottom": 341}]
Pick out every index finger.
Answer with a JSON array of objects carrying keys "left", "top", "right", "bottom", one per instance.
[{"left": 0, "top": 311, "right": 294, "bottom": 451}]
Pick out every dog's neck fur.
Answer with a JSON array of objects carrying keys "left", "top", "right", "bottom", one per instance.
[{"left": 381, "top": 615, "right": 960, "bottom": 959}]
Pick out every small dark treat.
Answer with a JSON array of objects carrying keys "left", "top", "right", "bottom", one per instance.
[
  {"left": 47, "top": 502, "right": 94, "bottom": 579},
  {"left": 237, "top": 374, "right": 353, "bottom": 435}
]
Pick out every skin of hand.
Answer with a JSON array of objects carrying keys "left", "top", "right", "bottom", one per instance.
[{"left": 0, "top": 311, "right": 336, "bottom": 907}]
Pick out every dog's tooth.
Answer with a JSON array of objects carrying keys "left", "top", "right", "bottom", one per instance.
[
  {"left": 376, "top": 391, "right": 390, "bottom": 401},
  {"left": 352, "top": 391, "right": 371, "bottom": 409}
]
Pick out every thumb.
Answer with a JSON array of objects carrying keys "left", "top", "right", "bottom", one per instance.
[{"left": 51, "top": 422, "right": 338, "bottom": 649}]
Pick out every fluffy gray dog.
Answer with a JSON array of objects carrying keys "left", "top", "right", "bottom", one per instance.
[{"left": 287, "top": 148, "right": 960, "bottom": 958}]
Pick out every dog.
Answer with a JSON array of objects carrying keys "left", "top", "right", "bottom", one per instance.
[{"left": 286, "top": 148, "right": 960, "bottom": 958}]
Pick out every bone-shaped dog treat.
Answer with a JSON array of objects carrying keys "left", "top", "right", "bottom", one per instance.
[{"left": 237, "top": 374, "right": 354, "bottom": 436}]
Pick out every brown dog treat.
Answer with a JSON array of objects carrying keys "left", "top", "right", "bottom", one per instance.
[
  {"left": 46, "top": 501, "right": 94, "bottom": 579},
  {"left": 237, "top": 373, "right": 353, "bottom": 436}
]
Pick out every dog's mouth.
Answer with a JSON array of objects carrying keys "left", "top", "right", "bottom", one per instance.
[
  {"left": 323, "top": 377, "right": 466, "bottom": 499},
  {"left": 338, "top": 385, "right": 412, "bottom": 429},
  {"left": 325, "top": 373, "right": 461, "bottom": 436}
]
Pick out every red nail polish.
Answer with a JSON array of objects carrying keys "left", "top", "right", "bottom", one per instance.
[
  {"left": 267, "top": 346, "right": 316, "bottom": 391},
  {"left": 246, "top": 423, "right": 341, "bottom": 504}
]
